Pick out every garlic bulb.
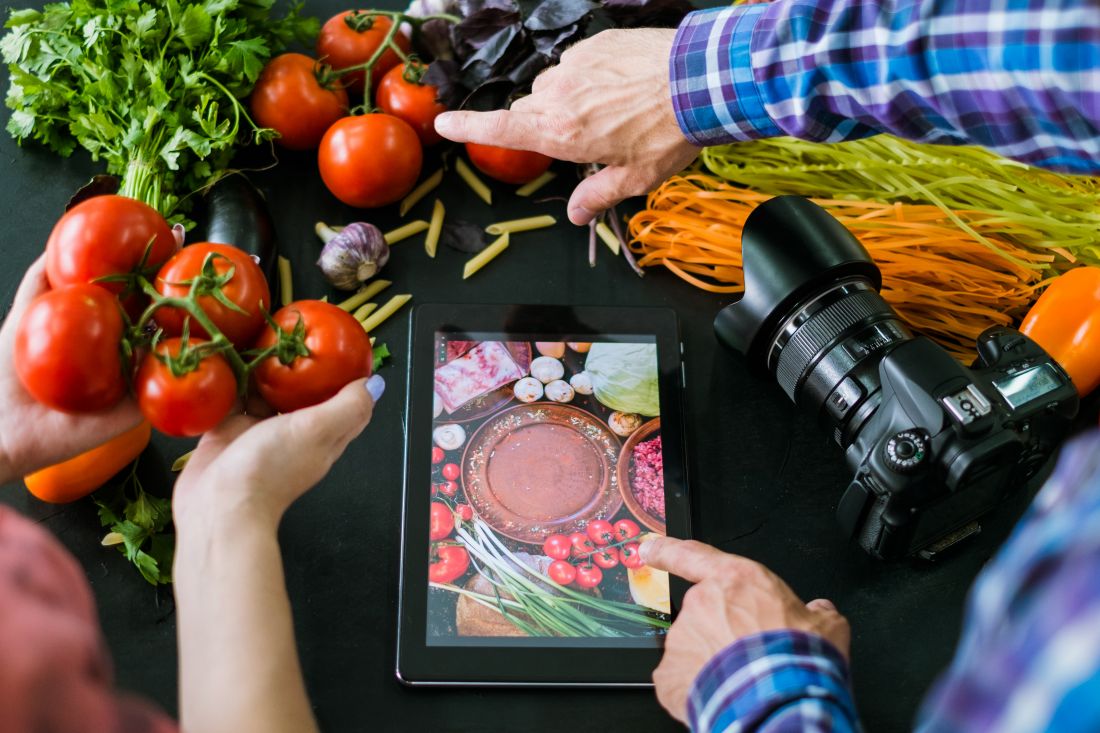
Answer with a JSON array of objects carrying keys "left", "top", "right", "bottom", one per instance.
[{"left": 315, "top": 221, "right": 390, "bottom": 291}]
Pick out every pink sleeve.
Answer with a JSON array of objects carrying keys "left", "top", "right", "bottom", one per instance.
[{"left": 0, "top": 506, "right": 178, "bottom": 733}]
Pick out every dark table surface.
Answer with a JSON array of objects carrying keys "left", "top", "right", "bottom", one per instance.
[{"left": 2, "top": 2, "right": 1097, "bottom": 731}]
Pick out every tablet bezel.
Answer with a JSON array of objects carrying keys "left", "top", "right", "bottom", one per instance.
[{"left": 396, "top": 303, "right": 691, "bottom": 687}]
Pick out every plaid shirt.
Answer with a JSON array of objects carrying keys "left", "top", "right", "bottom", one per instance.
[
  {"left": 688, "top": 430, "right": 1100, "bottom": 732},
  {"left": 668, "top": 0, "right": 1100, "bottom": 173}
]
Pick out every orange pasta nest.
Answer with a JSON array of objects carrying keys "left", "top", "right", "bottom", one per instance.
[{"left": 628, "top": 174, "right": 1055, "bottom": 361}]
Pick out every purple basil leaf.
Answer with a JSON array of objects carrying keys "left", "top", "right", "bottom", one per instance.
[
  {"left": 441, "top": 219, "right": 489, "bottom": 253},
  {"left": 602, "top": 0, "right": 693, "bottom": 27},
  {"left": 424, "top": 59, "right": 467, "bottom": 109},
  {"left": 523, "top": 0, "right": 598, "bottom": 31},
  {"left": 454, "top": 8, "right": 523, "bottom": 54},
  {"left": 506, "top": 52, "right": 550, "bottom": 90},
  {"left": 459, "top": 0, "right": 519, "bottom": 16},
  {"left": 415, "top": 18, "right": 457, "bottom": 61},
  {"left": 67, "top": 175, "right": 120, "bottom": 211},
  {"left": 460, "top": 78, "right": 517, "bottom": 110},
  {"left": 461, "top": 23, "right": 521, "bottom": 70},
  {"left": 532, "top": 23, "right": 582, "bottom": 58}
]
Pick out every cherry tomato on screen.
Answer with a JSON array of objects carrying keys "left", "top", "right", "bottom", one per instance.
[
  {"left": 317, "top": 11, "right": 410, "bottom": 94},
  {"left": 318, "top": 113, "right": 422, "bottom": 208},
  {"left": 134, "top": 338, "right": 237, "bottom": 437},
  {"left": 377, "top": 62, "right": 446, "bottom": 146},
  {"left": 574, "top": 563, "right": 603, "bottom": 589},
  {"left": 251, "top": 53, "right": 349, "bottom": 151},
  {"left": 542, "top": 534, "right": 572, "bottom": 561},
  {"left": 620, "top": 542, "right": 644, "bottom": 569},
  {"left": 431, "top": 446, "right": 445, "bottom": 464},
  {"left": 46, "top": 195, "right": 176, "bottom": 294},
  {"left": 441, "top": 463, "right": 460, "bottom": 481},
  {"left": 15, "top": 284, "right": 127, "bottom": 413},
  {"left": 585, "top": 519, "right": 615, "bottom": 546},
  {"left": 430, "top": 501, "right": 454, "bottom": 541},
  {"left": 465, "top": 143, "right": 552, "bottom": 185},
  {"left": 456, "top": 504, "right": 474, "bottom": 522},
  {"left": 439, "top": 480, "right": 459, "bottom": 497},
  {"left": 429, "top": 544, "right": 470, "bottom": 584},
  {"left": 154, "top": 243, "right": 271, "bottom": 348},
  {"left": 252, "top": 300, "right": 372, "bottom": 413},
  {"left": 592, "top": 547, "right": 620, "bottom": 570},
  {"left": 569, "top": 532, "right": 595, "bottom": 559},
  {"left": 548, "top": 560, "right": 577, "bottom": 586},
  {"left": 614, "top": 519, "right": 641, "bottom": 542}
]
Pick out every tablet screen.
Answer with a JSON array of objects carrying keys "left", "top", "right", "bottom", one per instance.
[{"left": 426, "top": 334, "right": 672, "bottom": 647}]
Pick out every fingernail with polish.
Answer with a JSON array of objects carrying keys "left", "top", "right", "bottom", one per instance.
[{"left": 366, "top": 374, "right": 386, "bottom": 403}]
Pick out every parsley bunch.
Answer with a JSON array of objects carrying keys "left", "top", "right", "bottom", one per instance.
[{"left": 1, "top": 0, "right": 318, "bottom": 220}]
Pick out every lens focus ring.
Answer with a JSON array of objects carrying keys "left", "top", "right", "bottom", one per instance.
[{"left": 775, "top": 289, "right": 894, "bottom": 400}]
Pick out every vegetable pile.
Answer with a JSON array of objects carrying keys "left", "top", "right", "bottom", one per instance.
[{"left": 2, "top": 0, "right": 318, "bottom": 220}]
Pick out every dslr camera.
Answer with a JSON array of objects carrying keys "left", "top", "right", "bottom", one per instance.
[{"left": 715, "top": 197, "right": 1079, "bottom": 560}]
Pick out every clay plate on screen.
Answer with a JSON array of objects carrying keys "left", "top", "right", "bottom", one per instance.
[
  {"left": 436, "top": 341, "right": 532, "bottom": 423},
  {"left": 461, "top": 403, "right": 623, "bottom": 544}
]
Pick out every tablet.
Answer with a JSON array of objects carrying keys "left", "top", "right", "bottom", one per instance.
[{"left": 396, "top": 304, "right": 691, "bottom": 687}]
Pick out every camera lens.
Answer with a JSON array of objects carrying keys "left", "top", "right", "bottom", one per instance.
[{"left": 715, "top": 197, "right": 912, "bottom": 446}]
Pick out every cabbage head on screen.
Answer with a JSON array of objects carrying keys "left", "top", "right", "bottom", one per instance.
[{"left": 584, "top": 343, "right": 660, "bottom": 416}]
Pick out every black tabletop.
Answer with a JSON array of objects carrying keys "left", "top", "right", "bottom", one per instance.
[{"left": 1, "top": 3, "right": 1096, "bottom": 731}]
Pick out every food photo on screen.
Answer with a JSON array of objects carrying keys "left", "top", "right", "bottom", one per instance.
[{"left": 426, "top": 336, "right": 671, "bottom": 643}]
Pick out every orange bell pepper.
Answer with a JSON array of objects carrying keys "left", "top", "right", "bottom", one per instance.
[
  {"left": 1020, "top": 267, "right": 1100, "bottom": 398},
  {"left": 23, "top": 421, "right": 152, "bottom": 504}
]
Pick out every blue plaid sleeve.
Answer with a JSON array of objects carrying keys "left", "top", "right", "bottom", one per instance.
[{"left": 688, "top": 630, "right": 859, "bottom": 732}]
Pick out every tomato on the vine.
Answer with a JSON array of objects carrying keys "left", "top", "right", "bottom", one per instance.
[
  {"left": 614, "top": 519, "right": 641, "bottom": 542},
  {"left": 542, "top": 534, "right": 572, "bottom": 561},
  {"left": 46, "top": 195, "right": 176, "bottom": 294},
  {"left": 569, "top": 531, "right": 595, "bottom": 559},
  {"left": 439, "top": 480, "right": 459, "bottom": 497},
  {"left": 377, "top": 62, "right": 446, "bottom": 146},
  {"left": 430, "top": 501, "right": 454, "bottom": 540},
  {"left": 455, "top": 504, "right": 474, "bottom": 522},
  {"left": 620, "top": 542, "right": 644, "bottom": 569},
  {"left": 318, "top": 113, "right": 422, "bottom": 208},
  {"left": 574, "top": 563, "right": 603, "bottom": 589},
  {"left": 15, "top": 284, "right": 127, "bottom": 413},
  {"left": 548, "top": 559, "right": 577, "bottom": 586},
  {"left": 134, "top": 338, "right": 237, "bottom": 437},
  {"left": 592, "top": 547, "right": 620, "bottom": 570},
  {"left": 441, "top": 463, "right": 460, "bottom": 481},
  {"left": 429, "top": 544, "right": 469, "bottom": 584},
  {"left": 251, "top": 53, "right": 349, "bottom": 151},
  {"left": 154, "top": 243, "right": 271, "bottom": 348},
  {"left": 466, "top": 143, "right": 552, "bottom": 185},
  {"left": 317, "top": 11, "right": 410, "bottom": 94},
  {"left": 585, "top": 519, "right": 615, "bottom": 546},
  {"left": 431, "top": 446, "right": 445, "bottom": 464},
  {"left": 253, "top": 300, "right": 372, "bottom": 413}
]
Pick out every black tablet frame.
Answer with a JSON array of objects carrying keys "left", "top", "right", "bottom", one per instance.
[{"left": 396, "top": 303, "right": 691, "bottom": 687}]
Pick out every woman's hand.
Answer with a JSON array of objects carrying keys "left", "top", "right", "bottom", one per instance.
[
  {"left": 0, "top": 258, "right": 142, "bottom": 484},
  {"left": 642, "top": 538, "right": 850, "bottom": 724},
  {"left": 434, "top": 28, "right": 699, "bottom": 226}
]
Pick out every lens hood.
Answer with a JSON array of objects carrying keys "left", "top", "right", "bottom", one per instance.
[{"left": 714, "top": 196, "right": 881, "bottom": 371}]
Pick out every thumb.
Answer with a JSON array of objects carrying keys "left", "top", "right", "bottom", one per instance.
[
  {"left": 567, "top": 166, "right": 647, "bottom": 226},
  {"left": 806, "top": 598, "right": 837, "bottom": 613},
  {"left": 8, "top": 256, "right": 48, "bottom": 316},
  {"left": 284, "top": 375, "right": 383, "bottom": 454}
]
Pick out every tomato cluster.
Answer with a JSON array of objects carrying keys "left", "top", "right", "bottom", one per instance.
[
  {"left": 251, "top": 10, "right": 555, "bottom": 210},
  {"left": 428, "top": 440, "right": 473, "bottom": 584},
  {"left": 14, "top": 195, "right": 373, "bottom": 438},
  {"left": 541, "top": 519, "right": 645, "bottom": 589}
]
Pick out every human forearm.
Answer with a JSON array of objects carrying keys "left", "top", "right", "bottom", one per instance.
[
  {"left": 174, "top": 511, "right": 318, "bottom": 733},
  {"left": 671, "top": 0, "right": 1100, "bottom": 173}
]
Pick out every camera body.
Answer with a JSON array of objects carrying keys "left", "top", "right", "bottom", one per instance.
[{"left": 715, "top": 196, "right": 1078, "bottom": 559}]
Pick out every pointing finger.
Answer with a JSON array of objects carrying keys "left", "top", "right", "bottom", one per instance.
[{"left": 434, "top": 109, "right": 546, "bottom": 152}]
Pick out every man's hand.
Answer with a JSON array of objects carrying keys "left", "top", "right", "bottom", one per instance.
[
  {"left": 0, "top": 258, "right": 143, "bottom": 483},
  {"left": 433, "top": 28, "right": 700, "bottom": 226},
  {"left": 642, "top": 537, "right": 850, "bottom": 724}
]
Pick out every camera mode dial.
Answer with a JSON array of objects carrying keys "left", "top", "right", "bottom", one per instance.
[{"left": 884, "top": 430, "right": 929, "bottom": 474}]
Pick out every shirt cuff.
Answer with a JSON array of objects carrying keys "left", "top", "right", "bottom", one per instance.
[
  {"left": 688, "top": 630, "right": 855, "bottom": 733},
  {"left": 669, "top": 5, "right": 782, "bottom": 147}
]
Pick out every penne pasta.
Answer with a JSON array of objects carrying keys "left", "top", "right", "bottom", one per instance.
[
  {"left": 463, "top": 233, "right": 510, "bottom": 279},
  {"left": 515, "top": 171, "right": 557, "bottom": 197},
  {"left": 399, "top": 167, "right": 444, "bottom": 216},
  {"left": 595, "top": 222, "right": 620, "bottom": 255},
  {"left": 425, "top": 199, "right": 445, "bottom": 258},
  {"left": 455, "top": 157, "right": 492, "bottom": 205},
  {"left": 384, "top": 220, "right": 430, "bottom": 245},
  {"left": 361, "top": 294, "right": 412, "bottom": 333},
  {"left": 353, "top": 302, "right": 378, "bottom": 321},
  {"left": 337, "top": 279, "right": 391, "bottom": 311},
  {"left": 485, "top": 214, "right": 557, "bottom": 235},
  {"left": 277, "top": 255, "right": 293, "bottom": 306}
]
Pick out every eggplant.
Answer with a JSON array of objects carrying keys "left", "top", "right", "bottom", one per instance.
[{"left": 196, "top": 174, "right": 280, "bottom": 302}]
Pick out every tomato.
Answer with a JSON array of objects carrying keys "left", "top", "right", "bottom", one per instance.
[
  {"left": 317, "top": 11, "right": 410, "bottom": 94},
  {"left": 465, "top": 143, "right": 553, "bottom": 185},
  {"left": 431, "top": 446, "right": 445, "bottom": 464},
  {"left": 251, "top": 53, "right": 349, "bottom": 151},
  {"left": 430, "top": 501, "right": 454, "bottom": 541},
  {"left": 439, "top": 480, "right": 459, "bottom": 497},
  {"left": 377, "top": 62, "right": 446, "bottom": 146},
  {"left": 23, "top": 422, "right": 152, "bottom": 504},
  {"left": 585, "top": 519, "right": 615, "bottom": 546},
  {"left": 154, "top": 243, "right": 272, "bottom": 348},
  {"left": 429, "top": 544, "right": 470, "bottom": 584},
  {"left": 614, "top": 518, "right": 642, "bottom": 542},
  {"left": 569, "top": 531, "right": 595, "bottom": 559},
  {"left": 46, "top": 195, "right": 176, "bottom": 294},
  {"left": 542, "top": 534, "right": 572, "bottom": 561},
  {"left": 253, "top": 300, "right": 373, "bottom": 413},
  {"left": 15, "top": 284, "right": 127, "bottom": 413},
  {"left": 592, "top": 547, "right": 620, "bottom": 570},
  {"left": 1020, "top": 266, "right": 1100, "bottom": 397},
  {"left": 135, "top": 338, "right": 237, "bottom": 437},
  {"left": 548, "top": 559, "right": 577, "bottom": 585},
  {"left": 456, "top": 504, "right": 474, "bottom": 522},
  {"left": 318, "top": 114, "right": 422, "bottom": 208},
  {"left": 574, "top": 563, "right": 603, "bottom": 589},
  {"left": 441, "top": 463, "right": 460, "bottom": 481},
  {"left": 620, "top": 542, "right": 644, "bottom": 569}
]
